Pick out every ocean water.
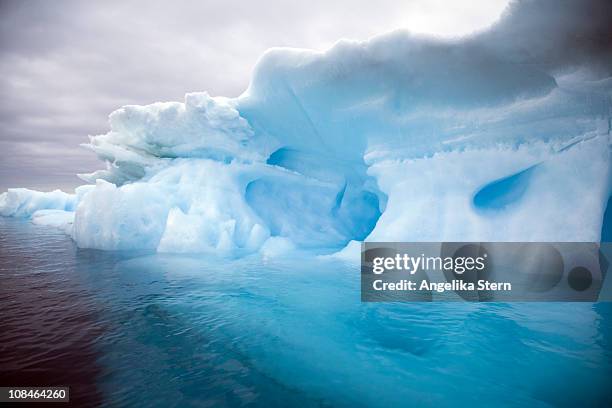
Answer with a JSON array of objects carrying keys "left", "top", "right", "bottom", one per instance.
[{"left": 1, "top": 217, "right": 611, "bottom": 407}]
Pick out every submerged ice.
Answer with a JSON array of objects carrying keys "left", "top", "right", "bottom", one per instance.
[{"left": 1, "top": 0, "right": 611, "bottom": 255}]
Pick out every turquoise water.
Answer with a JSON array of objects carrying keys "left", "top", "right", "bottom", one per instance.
[{"left": 1, "top": 217, "right": 611, "bottom": 407}]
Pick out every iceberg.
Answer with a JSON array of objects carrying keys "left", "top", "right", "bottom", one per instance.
[{"left": 2, "top": 0, "right": 611, "bottom": 256}]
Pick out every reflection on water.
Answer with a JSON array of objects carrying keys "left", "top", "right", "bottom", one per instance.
[
  {"left": 0, "top": 218, "right": 108, "bottom": 406},
  {"left": 1, "top": 217, "right": 611, "bottom": 407}
]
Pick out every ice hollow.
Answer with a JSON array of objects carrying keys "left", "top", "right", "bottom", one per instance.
[{"left": 1, "top": 0, "right": 611, "bottom": 255}]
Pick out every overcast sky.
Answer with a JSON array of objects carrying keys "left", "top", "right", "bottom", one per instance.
[{"left": 0, "top": 0, "right": 509, "bottom": 191}]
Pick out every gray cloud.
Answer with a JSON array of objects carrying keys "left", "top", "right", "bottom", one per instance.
[
  {"left": 481, "top": 0, "right": 612, "bottom": 75},
  {"left": 0, "top": 0, "right": 514, "bottom": 191}
]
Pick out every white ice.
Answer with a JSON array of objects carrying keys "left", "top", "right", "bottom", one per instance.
[{"left": 2, "top": 1, "right": 611, "bottom": 257}]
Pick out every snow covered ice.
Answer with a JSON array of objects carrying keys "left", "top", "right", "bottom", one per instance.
[{"left": 2, "top": 0, "right": 611, "bottom": 256}]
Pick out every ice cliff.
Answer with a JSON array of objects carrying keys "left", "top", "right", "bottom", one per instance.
[{"left": 2, "top": 0, "right": 611, "bottom": 256}]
